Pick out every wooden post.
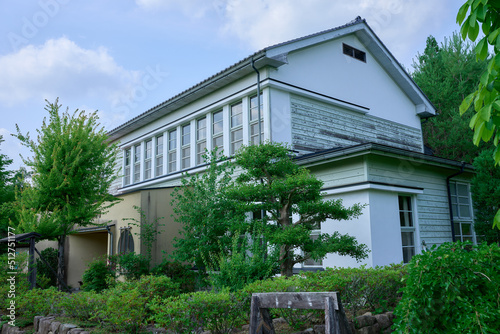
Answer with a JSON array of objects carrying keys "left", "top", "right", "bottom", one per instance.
[
  {"left": 249, "top": 292, "right": 351, "bottom": 334},
  {"left": 28, "top": 236, "right": 36, "bottom": 289}
]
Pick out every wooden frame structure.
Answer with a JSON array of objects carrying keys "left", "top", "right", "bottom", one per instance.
[{"left": 249, "top": 292, "right": 352, "bottom": 334}]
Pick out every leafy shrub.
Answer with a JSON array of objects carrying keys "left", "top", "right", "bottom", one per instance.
[
  {"left": 36, "top": 247, "right": 58, "bottom": 288},
  {"left": 206, "top": 234, "right": 279, "bottom": 292},
  {"left": 59, "top": 291, "right": 103, "bottom": 321},
  {"left": 150, "top": 290, "right": 247, "bottom": 334},
  {"left": 81, "top": 257, "right": 115, "bottom": 292},
  {"left": 111, "top": 252, "right": 150, "bottom": 281},
  {"left": 17, "top": 287, "right": 65, "bottom": 319},
  {"left": 393, "top": 242, "right": 500, "bottom": 333},
  {"left": 238, "top": 264, "right": 406, "bottom": 329},
  {"left": 0, "top": 253, "right": 30, "bottom": 310},
  {"left": 151, "top": 259, "right": 197, "bottom": 293},
  {"left": 91, "top": 275, "right": 180, "bottom": 333},
  {"left": 94, "top": 286, "right": 147, "bottom": 333}
]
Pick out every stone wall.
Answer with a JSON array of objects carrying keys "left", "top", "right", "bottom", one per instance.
[{"left": 1, "top": 316, "right": 89, "bottom": 334}]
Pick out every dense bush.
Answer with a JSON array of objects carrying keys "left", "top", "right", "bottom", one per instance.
[
  {"left": 91, "top": 275, "right": 180, "bottom": 333},
  {"left": 111, "top": 252, "right": 150, "bottom": 281},
  {"left": 150, "top": 289, "right": 247, "bottom": 334},
  {"left": 0, "top": 253, "right": 29, "bottom": 309},
  {"left": 393, "top": 242, "right": 500, "bottom": 333},
  {"left": 17, "top": 287, "right": 65, "bottom": 319},
  {"left": 206, "top": 234, "right": 279, "bottom": 292},
  {"left": 59, "top": 291, "right": 104, "bottom": 321},
  {"left": 239, "top": 264, "right": 406, "bottom": 329},
  {"left": 81, "top": 257, "right": 115, "bottom": 292},
  {"left": 151, "top": 259, "right": 198, "bottom": 293},
  {"left": 35, "top": 247, "right": 58, "bottom": 288}
]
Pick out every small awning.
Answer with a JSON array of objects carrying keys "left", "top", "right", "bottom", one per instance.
[{"left": 0, "top": 232, "right": 42, "bottom": 243}]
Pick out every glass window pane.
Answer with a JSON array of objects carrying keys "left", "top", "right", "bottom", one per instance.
[
  {"left": 182, "top": 125, "right": 190, "bottom": 146},
  {"left": 454, "top": 223, "right": 460, "bottom": 234},
  {"left": 458, "top": 197, "right": 469, "bottom": 205},
  {"left": 402, "top": 247, "right": 415, "bottom": 264},
  {"left": 213, "top": 135, "right": 223, "bottom": 149},
  {"left": 401, "top": 231, "right": 414, "bottom": 246},
  {"left": 462, "top": 223, "right": 472, "bottom": 235},
  {"left": 459, "top": 205, "right": 471, "bottom": 218},
  {"left": 169, "top": 130, "right": 177, "bottom": 150},
  {"left": 457, "top": 184, "right": 468, "bottom": 196}
]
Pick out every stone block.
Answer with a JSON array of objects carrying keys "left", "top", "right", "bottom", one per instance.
[
  {"left": 50, "top": 321, "right": 61, "bottom": 333},
  {"left": 34, "top": 316, "right": 44, "bottom": 332},
  {"left": 59, "top": 324, "right": 78, "bottom": 334},
  {"left": 38, "top": 317, "right": 55, "bottom": 334},
  {"left": 313, "top": 324, "right": 325, "bottom": 334},
  {"left": 374, "top": 313, "right": 391, "bottom": 329},
  {"left": 355, "top": 314, "right": 376, "bottom": 328}
]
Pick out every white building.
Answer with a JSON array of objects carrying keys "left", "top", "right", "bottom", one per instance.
[{"left": 66, "top": 17, "right": 476, "bottom": 285}]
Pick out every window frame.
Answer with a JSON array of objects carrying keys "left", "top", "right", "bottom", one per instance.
[
  {"left": 196, "top": 117, "right": 207, "bottom": 165},
  {"left": 155, "top": 134, "right": 164, "bottom": 177},
  {"left": 168, "top": 129, "right": 177, "bottom": 173},
  {"left": 399, "top": 195, "right": 416, "bottom": 264},
  {"left": 181, "top": 124, "right": 191, "bottom": 170},
  {"left": 249, "top": 94, "right": 264, "bottom": 146},
  {"left": 230, "top": 102, "right": 243, "bottom": 154},
  {"left": 342, "top": 43, "right": 366, "bottom": 62},
  {"left": 450, "top": 181, "right": 476, "bottom": 243},
  {"left": 123, "top": 148, "right": 131, "bottom": 186},
  {"left": 133, "top": 144, "right": 141, "bottom": 183},
  {"left": 144, "top": 139, "right": 153, "bottom": 180},
  {"left": 212, "top": 110, "right": 224, "bottom": 152}
]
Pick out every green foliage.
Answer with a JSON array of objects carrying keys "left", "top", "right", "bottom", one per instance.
[
  {"left": 393, "top": 242, "right": 500, "bottom": 333},
  {"left": 171, "top": 148, "right": 246, "bottom": 271},
  {"left": 149, "top": 290, "right": 247, "bottom": 334},
  {"left": 472, "top": 149, "right": 500, "bottom": 243},
  {"left": 36, "top": 247, "right": 58, "bottom": 288},
  {"left": 412, "top": 33, "right": 489, "bottom": 163},
  {"left": 14, "top": 99, "right": 120, "bottom": 238},
  {"left": 91, "top": 275, "right": 180, "bottom": 333},
  {"left": 59, "top": 291, "right": 103, "bottom": 321},
  {"left": 206, "top": 228, "right": 280, "bottom": 291},
  {"left": 0, "top": 253, "right": 29, "bottom": 310},
  {"left": 123, "top": 205, "right": 165, "bottom": 264},
  {"left": 81, "top": 258, "right": 115, "bottom": 292},
  {"left": 151, "top": 259, "right": 197, "bottom": 293},
  {"left": 112, "top": 252, "right": 150, "bottom": 281},
  {"left": 237, "top": 264, "right": 406, "bottom": 329},
  {"left": 17, "top": 287, "right": 65, "bottom": 319},
  {"left": 14, "top": 99, "right": 121, "bottom": 285},
  {"left": 457, "top": 0, "right": 500, "bottom": 228},
  {"left": 231, "top": 142, "right": 367, "bottom": 276}
]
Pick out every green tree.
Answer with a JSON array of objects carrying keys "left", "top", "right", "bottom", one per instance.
[
  {"left": 14, "top": 99, "right": 120, "bottom": 287},
  {"left": 457, "top": 0, "right": 500, "bottom": 228},
  {"left": 0, "top": 135, "right": 14, "bottom": 252},
  {"left": 472, "top": 148, "right": 500, "bottom": 243},
  {"left": 412, "top": 33, "right": 489, "bottom": 163},
  {"left": 171, "top": 149, "right": 246, "bottom": 271},
  {"left": 230, "top": 142, "right": 368, "bottom": 277}
]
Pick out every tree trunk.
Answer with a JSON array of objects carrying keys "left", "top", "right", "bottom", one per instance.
[
  {"left": 57, "top": 235, "right": 66, "bottom": 291},
  {"left": 279, "top": 246, "right": 294, "bottom": 277}
]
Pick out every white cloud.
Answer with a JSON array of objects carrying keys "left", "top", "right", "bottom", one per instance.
[
  {"left": 219, "top": 0, "right": 452, "bottom": 67},
  {"left": 0, "top": 37, "right": 142, "bottom": 106},
  {"left": 135, "top": 0, "right": 223, "bottom": 17}
]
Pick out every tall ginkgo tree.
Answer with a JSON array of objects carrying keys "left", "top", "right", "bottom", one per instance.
[{"left": 15, "top": 99, "right": 120, "bottom": 288}]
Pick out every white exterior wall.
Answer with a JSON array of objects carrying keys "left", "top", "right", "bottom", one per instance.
[
  {"left": 269, "top": 35, "right": 422, "bottom": 129},
  {"left": 321, "top": 190, "right": 372, "bottom": 268}
]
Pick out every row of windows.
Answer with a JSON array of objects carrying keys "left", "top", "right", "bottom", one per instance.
[
  {"left": 123, "top": 95, "right": 263, "bottom": 186},
  {"left": 399, "top": 181, "right": 475, "bottom": 264}
]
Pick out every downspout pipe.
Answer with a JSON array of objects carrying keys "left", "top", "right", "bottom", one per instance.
[
  {"left": 250, "top": 57, "right": 262, "bottom": 144},
  {"left": 446, "top": 162, "right": 466, "bottom": 242},
  {"left": 106, "top": 224, "right": 114, "bottom": 256}
]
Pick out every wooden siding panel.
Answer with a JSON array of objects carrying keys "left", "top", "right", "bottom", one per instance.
[
  {"left": 290, "top": 95, "right": 423, "bottom": 153},
  {"left": 367, "top": 157, "right": 456, "bottom": 247}
]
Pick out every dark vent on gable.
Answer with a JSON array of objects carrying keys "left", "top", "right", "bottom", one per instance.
[{"left": 343, "top": 43, "right": 366, "bottom": 62}]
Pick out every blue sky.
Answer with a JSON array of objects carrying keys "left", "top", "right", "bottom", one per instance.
[{"left": 0, "top": 0, "right": 463, "bottom": 170}]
